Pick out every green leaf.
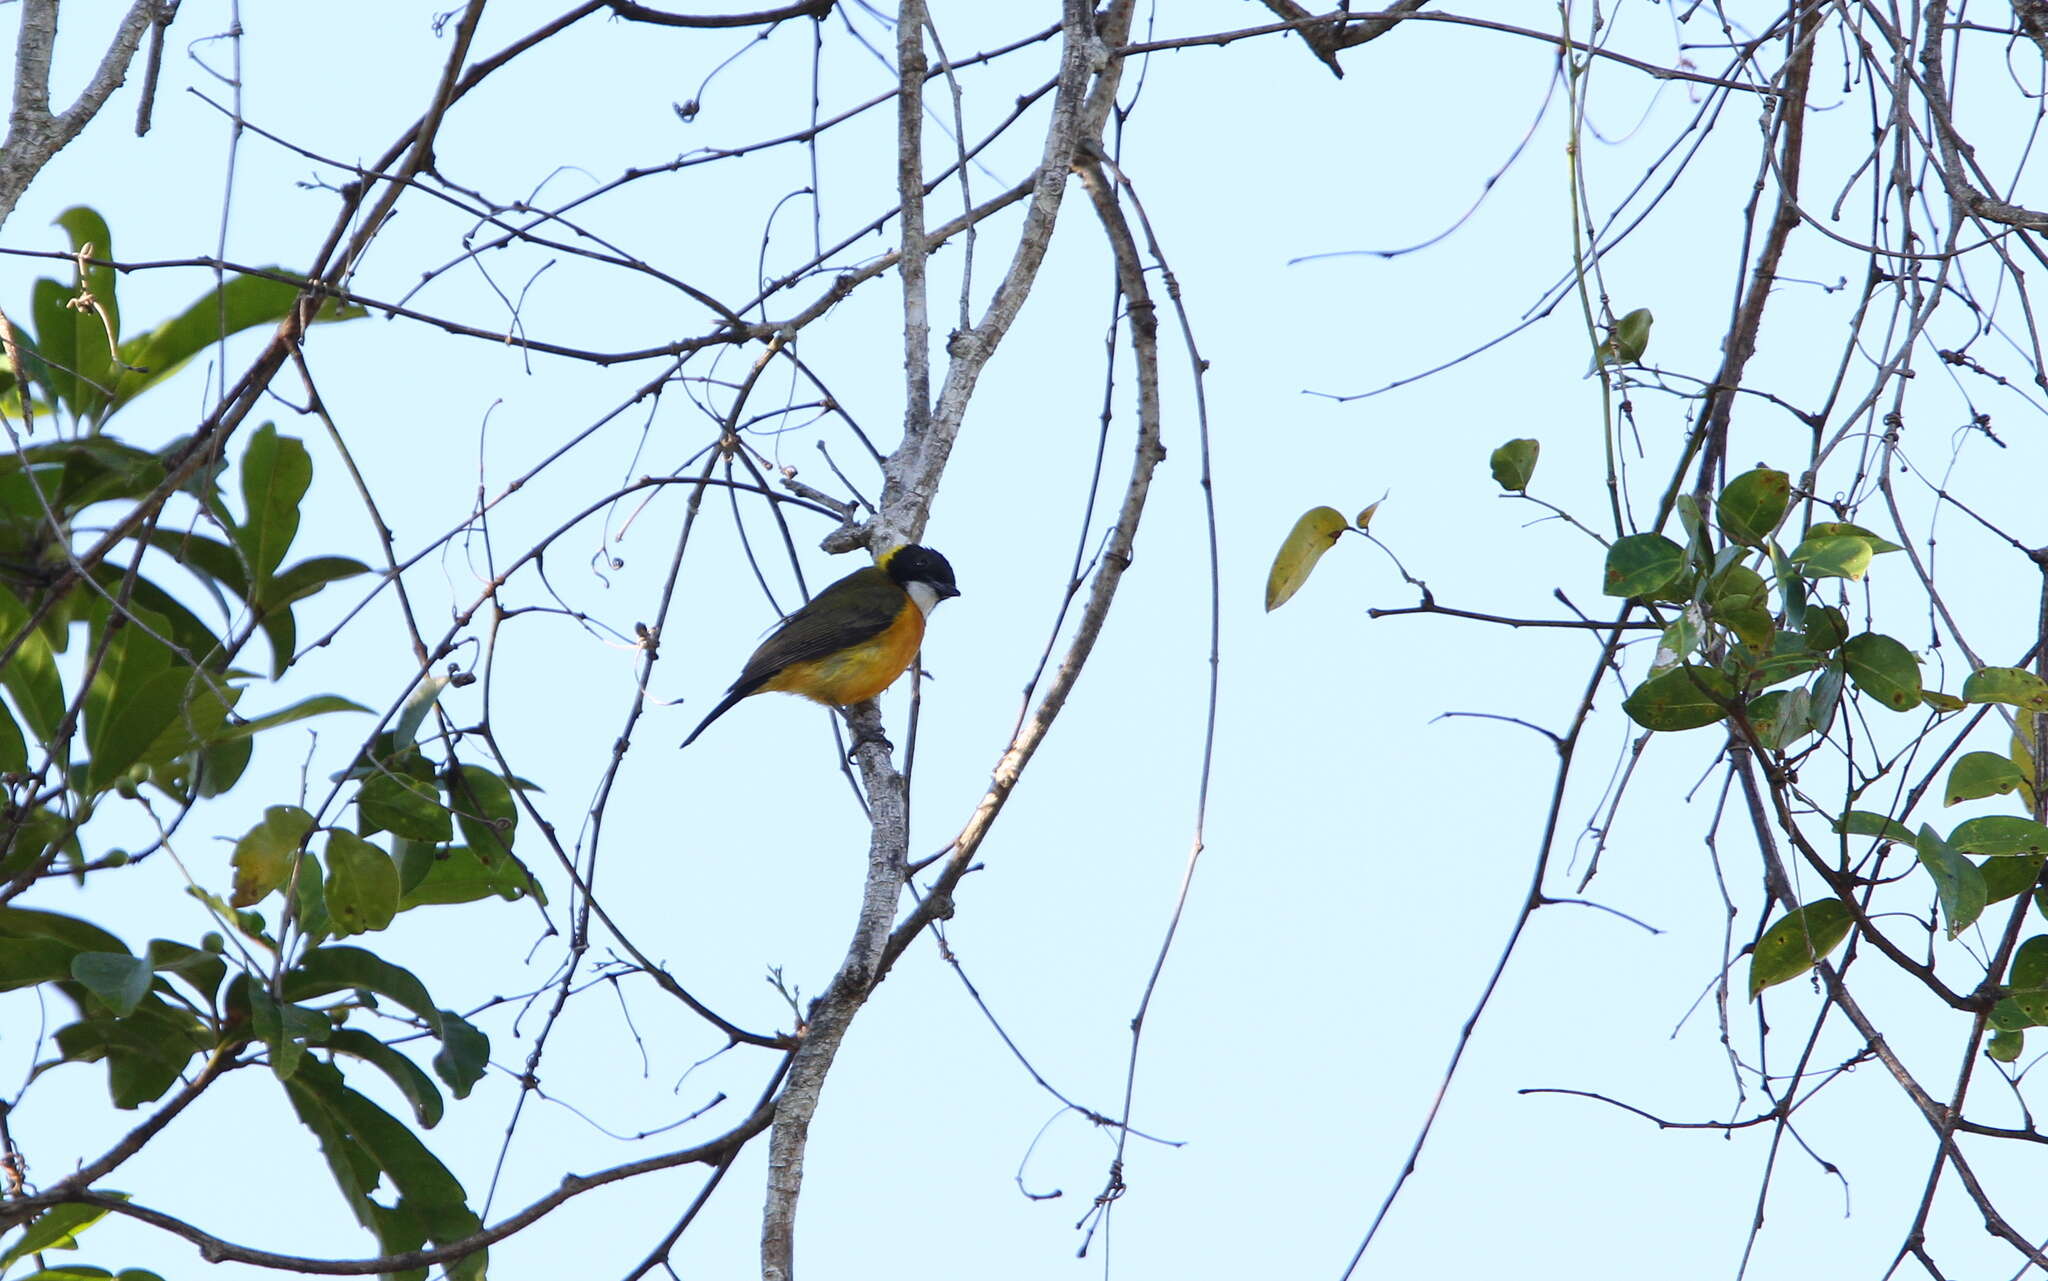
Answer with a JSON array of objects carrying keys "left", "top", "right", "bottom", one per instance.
[
  {"left": 1998, "top": 987, "right": 2048, "bottom": 1028},
  {"left": 0, "top": 1195, "right": 123, "bottom": 1269},
  {"left": 110, "top": 270, "right": 365, "bottom": 414},
  {"left": 1918, "top": 824, "right": 1988, "bottom": 939},
  {"left": 1991, "top": 996, "right": 2036, "bottom": 1031},
  {"left": 0, "top": 905, "right": 126, "bottom": 955},
  {"left": 257, "top": 555, "right": 371, "bottom": 677},
  {"left": 133, "top": 672, "right": 237, "bottom": 771},
  {"left": 1715, "top": 468, "right": 1790, "bottom": 546},
  {"left": 186, "top": 885, "right": 272, "bottom": 949},
  {"left": 1771, "top": 544, "right": 1804, "bottom": 625},
  {"left": 53, "top": 1002, "right": 205, "bottom": 1107},
  {"left": 1982, "top": 853, "right": 2045, "bottom": 905},
  {"left": 212, "top": 693, "right": 370, "bottom": 745},
  {"left": 0, "top": 323, "right": 25, "bottom": 402},
  {"left": 431, "top": 1012, "right": 490, "bottom": 1100},
  {"left": 1788, "top": 535, "right": 1874, "bottom": 582},
  {"left": 70, "top": 951, "right": 152, "bottom": 1017},
  {"left": 259, "top": 609, "right": 301, "bottom": 683},
  {"left": 1602, "top": 533, "right": 1686, "bottom": 599},
  {"left": 284, "top": 946, "right": 445, "bottom": 1037},
  {"left": 360, "top": 768, "right": 453, "bottom": 844},
  {"left": 1803, "top": 605, "right": 1848, "bottom": 653},
  {"left": 1837, "top": 810, "right": 1915, "bottom": 844},
  {"left": 245, "top": 981, "right": 333, "bottom": 1082},
  {"left": 395, "top": 837, "right": 433, "bottom": 895},
  {"left": 1841, "top": 632, "right": 1920, "bottom": 711},
  {"left": 0, "top": 806, "right": 71, "bottom": 884},
  {"left": 1923, "top": 690, "right": 1966, "bottom": 713},
  {"left": 1264, "top": 507, "right": 1349, "bottom": 611},
  {"left": 1653, "top": 605, "right": 1703, "bottom": 671},
  {"left": 327, "top": 1027, "right": 445, "bottom": 1128},
  {"left": 333, "top": 1087, "right": 484, "bottom": 1272},
  {"left": 1489, "top": 438, "right": 1540, "bottom": 491},
  {"left": 1594, "top": 307, "right": 1653, "bottom": 367},
  {"left": 80, "top": 610, "right": 191, "bottom": 794},
  {"left": 1745, "top": 688, "right": 1787, "bottom": 746},
  {"left": 1709, "top": 562, "right": 1768, "bottom": 610},
  {"left": 447, "top": 765, "right": 518, "bottom": 860},
  {"left": 40, "top": 438, "right": 163, "bottom": 511},
  {"left": 1962, "top": 666, "right": 2048, "bottom": 712},
  {"left": 197, "top": 734, "right": 253, "bottom": 798},
  {"left": 93, "top": 570, "right": 226, "bottom": 674},
  {"left": 1675, "top": 494, "right": 1708, "bottom": 552},
  {"left": 0, "top": 697, "right": 27, "bottom": 773},
  {"left": 1809, "top": 664, "right": 1845, "bottom": 736},
  {"left": 143, "top": 527, "right": 252, "bottom": 600},
  {"left": 147, "top": 938, "right": 226, "bottom": 1005},
  {"left": 2012, "top": 935, "right": 2048, "bottom": 989},
  {"left": 1946, "top": 751, "right": 2026, "bottom": 805},
  {"left": 1709, "top": 562, "right": 1774, "bottom": 653},
  {"left": 29, "top": 275, "right": 77, "bottom": 413},
  {"left": 295, "top": 851, "right": 331, "bottom": 948},
  {"left": 1950, "top": 815, "right": 2048, "bottom": 857},
  {"left": 229, "top": 805, "right": 314, "bottom": 907},
  {"left": 1805, "top": 521, "right": 1904, "bottom": 554},
  {"left": 1622, "top": 664, "right": 1732, "bottom": 731},
  {"left": 1749, "top": 899, "right": 1853, "bottom": 998},
  {"left": 2014, "top": 709, "right": 2039, "bottom": 787},
  {"left": 325, "top": 831, "right": 400, "bottom": 936},
  {"left": 1988, "top": 1029, "right": 2024, "bottom": 1063},
  {"left": 281, "top": 1057, "right": 483, "bottom": 1273},
  {"left": 1746, "top": 688, "right": 1813, "bottom": 751},
  {"left": 0, "top": 937, "right": 81, "bottom": 990},
  {"left": 0, "top": 593, "right": 66, "bottom": 745},
  {"left": 279, "top": 1058, "right": 384, "bottom": 1229},
  {"left": 399, "top": 844, "right": 544, "bottom": 908},
  {"left": 1743, "top": 632, "right": 1819, "bottom": 689},
  {"left": 30, "top": 232, "right": 116, "bottom": 423},
  {"left": 51, "top": 210, "right": 119, "bottom": 424},
  {"left": 237, "top": 424, "right": 311, "bottom": 582},
  {"left": 55, "top": 206, "right": 119, "bottom": 336}
]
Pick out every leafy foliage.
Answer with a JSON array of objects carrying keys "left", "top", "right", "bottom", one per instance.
[
  {"left": 0, "top": 211, "right": 531, "bottom": 1277},
  {"left": 1271, "top": 441, "right": 2048, "bottom": 1107}
]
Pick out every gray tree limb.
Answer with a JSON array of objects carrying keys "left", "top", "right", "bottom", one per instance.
[{"left": 0, "top": 0, "right": 162, "bottom": 231}]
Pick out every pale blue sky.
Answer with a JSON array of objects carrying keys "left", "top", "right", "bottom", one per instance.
[{"left": 5, "top": 4, "right": 2047, "bottom": 1279}]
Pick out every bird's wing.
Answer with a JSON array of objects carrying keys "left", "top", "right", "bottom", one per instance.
[{"left": 729, "top": 570, "right": 902, "bottom": 693}]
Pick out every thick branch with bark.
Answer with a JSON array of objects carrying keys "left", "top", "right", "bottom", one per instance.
[
  {"left": 757, "top": 3, "right": 1109, "bottom": 1276},
  {"left": 0, "top": 0, "right": 160, "bottom": 229}
]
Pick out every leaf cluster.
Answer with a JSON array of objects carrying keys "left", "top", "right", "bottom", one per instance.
[{"left": 0, "top": 210, "right": 532, "bottom": 1280}]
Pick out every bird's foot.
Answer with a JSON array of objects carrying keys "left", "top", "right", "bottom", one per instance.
[{"left": 845, "top": 726, "right": 893, "bottom": 760}]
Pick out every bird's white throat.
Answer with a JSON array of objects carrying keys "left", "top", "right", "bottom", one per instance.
[{"left": 907, "top": 581, "right": 945, "bottom": 617}]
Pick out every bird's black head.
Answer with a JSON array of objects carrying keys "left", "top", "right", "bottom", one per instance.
[{"left": 882, "top": 544, "right": 960, "bottom": 601}]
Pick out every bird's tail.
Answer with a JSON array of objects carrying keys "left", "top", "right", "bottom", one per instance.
[{"left": 680, "top": 689, "right": 748, "bottom": 749}]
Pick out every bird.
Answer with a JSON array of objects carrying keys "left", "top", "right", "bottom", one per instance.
[{"left": 680, "top": 543, "right": 960, "bottom": 748}]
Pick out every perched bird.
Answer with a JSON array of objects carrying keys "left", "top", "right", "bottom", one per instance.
[{"left": 680, "top": 543, "right": 960, "bottom": 748}]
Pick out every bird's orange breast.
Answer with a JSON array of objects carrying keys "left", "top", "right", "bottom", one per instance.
[{"left": 757, "top": 601, "right": 926, "bottom": 706}]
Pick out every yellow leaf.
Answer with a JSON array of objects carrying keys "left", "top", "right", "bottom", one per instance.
[
  {"left": 1265, "top": 507, "right": 1350, "bottom": 612},
  {"left": 230, "top": 805, "right": 314, "bottom": 907}
]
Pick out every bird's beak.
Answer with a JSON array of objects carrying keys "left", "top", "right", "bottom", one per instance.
[{"left": 939, "top": 582, "right": 961, "bottom": 599}]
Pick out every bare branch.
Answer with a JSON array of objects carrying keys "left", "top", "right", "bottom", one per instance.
[
  {"left": 604, "top": 0, "right": 833, "bottom": 27},
  {"left": 0, "top": 0, "right": 161, "bottom": 228}
]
